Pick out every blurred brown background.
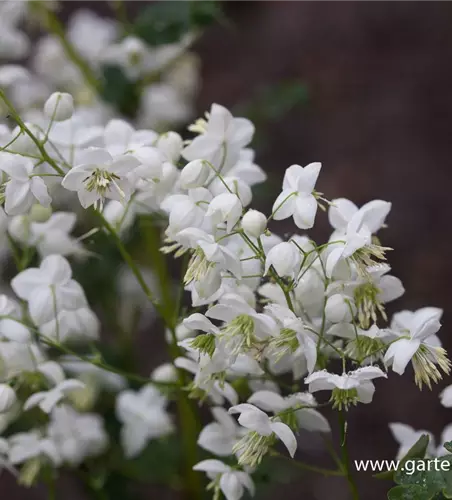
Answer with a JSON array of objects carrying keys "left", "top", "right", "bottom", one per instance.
[{"left": 4, "top": 1, "right": 452, "bottom": 499}]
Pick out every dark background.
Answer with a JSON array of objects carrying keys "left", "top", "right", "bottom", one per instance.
[{"left": 4, "top": 2, "right": 452, "bottom": 499}]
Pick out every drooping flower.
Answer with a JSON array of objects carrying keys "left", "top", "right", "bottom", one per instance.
[{"left": 272, "top": 163, "right": 321, "bottom": 229}]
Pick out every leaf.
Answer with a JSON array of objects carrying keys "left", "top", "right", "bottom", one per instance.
[
  {"left": 387, "top": 485, "right": 433, "bottom": 500},
  {"left": 445, "top": 443, "right": 452, "bottom": 454},
  {"left": 375, "top": 434, "right": 430, "bottom": 480},
  {"left": 100, "top": 65, "right": 140, "bottom": 118},
  {"left": 133, "top": 1, "right": 222, "bottom": 47}
]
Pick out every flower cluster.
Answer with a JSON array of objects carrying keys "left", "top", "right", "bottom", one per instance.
[{"left": 0, "top": 4, "right": 448, "bottom": 499}]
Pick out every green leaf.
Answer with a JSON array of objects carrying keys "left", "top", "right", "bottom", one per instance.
[
  {"left": 388, "top": 485, "right": 433, "bottom": 500},
  {"left": 100, "top": 65, "right": 140, "bottom": 118},
  {"left": 375, "top": 434, "right": 430, "bottom": 480},
  {"left": 133, "top": 1, "right": 221, "bottom": 47},
  {"left": 445, "top": 442, "right": 452, "bottom": 454}
]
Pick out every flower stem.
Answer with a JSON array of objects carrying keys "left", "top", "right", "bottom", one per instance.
[
  {"left": 338, "top": 411, "right": 359, "bottom": 499},
  {"left": 0, "top": 89, "right": 65, "bottom": 175},
  {"left": 270, "top": 450, "right": 344, "bottom": 477},
  {"left": 34, "top": 2, "right": 101, "bottom": 93}
]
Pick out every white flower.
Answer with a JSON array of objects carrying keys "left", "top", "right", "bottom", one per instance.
[
  {"left": 193, "top": 459, "right": 255, "bottom": 500},
  {"left": 183, "top": 104, "right": 254, "bottom": 171},
  {"left": 62, "top": 148, "right": 137, "bottom": 209},
  {"left": 248, "top": 390, "right": 330, "bottom": 433},
  {"left": 206, "top": 193, "right": 243, "bottom": 233},
  {"left": 198, "top": 407, "right": 244, "bottom": 457},
  {"left": 47, "top": 405, "right": 108, "bottom": 466},
  {"left": 0, "top": 2, "right": 29, "bottom": 59},
  {"left": 103, "top": 119, "right": 158, "bottom": 157},
  {"left": 0, "top": 153, "right": 51, "bottom": 215},
  {"left": 272, "top": 163, "right": 321, "bottom": 229},
  {"left": 384, "top": 307, "right": 450, "bottom": 388},
  {"left": 8, "top": 431, "right": 61, "bottom": 466},
  {"left": 305, "top": 366, "right": 387, "bottom": 410},
  {"left": 325, "top": 294, "right": 356, "bottom": 323},
  {"left": 180, "top": 159, "right": 210, "bottom": 189},
  {"left": 44, "top": 92, "right": 74, "bottom": 122},
  {"left": 264, "top": 241, "right": 301, "bottom": 279},
  {"left": 0, "top": 295, "right": 31, "bottom": 343},
  {"left": 242, "top": 209, "right": 267, "bottom": 238},
  {"left": 229, "top": 403, "right": 297, "bottom": 462},
  {"left": 39, "top": 307, "right": 100, "bottom": 344},
  {"left": 24, "top": 211, "right": 85, "bottom": 258},
  {"left": 24, "top": 379, "right": 86, "bottom": 414},
  {"left": 440, "top": 384, "right": 452, "bottom": 408},
  {"left": 116, "top": 385, "right": 174, "bottom": 458},
  {"left": 11, "top": 255, "right": 87, "bottom": 326},
  {"left": 67, "top": 9, "right": 118, "bottom": 65},
  {"left": 0, "top": 385, "right": 17, "bottom": 413},
  {"left": 389, "top": 423, "right": 435, "bottom": 460},
  {"left": 329, "top": 198, "right": 391, "bottom": 235},
  {"left": 0, "top": 342, "right": 45, "bottom": 379}
]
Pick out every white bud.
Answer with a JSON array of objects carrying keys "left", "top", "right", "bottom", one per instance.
[
  {"left": 180, "top": 159, "right": 210, "bottom": 189},
  {"left": 0, "top": 384, "right": 16, "bottom": 413},
  {"left": 325, "top": 294, "right": 355, "bottom": 323},
  {"left": 264, "top": 242, "right": 301, "bottom": 279},
  {"left": 151, "top": 363, "right": 178, "bottom": 383},
  {"left": 242, "top": 209, "right": 267, "bottom": 238},
  {"left": 206, "top": 193, "right": 243, "bottom": 233},
  {"left": 44, "top": 92, "right": 74, "bottom": 122},
  {"left": 157, "top": 132, "right": 183, "bottom": 163}
]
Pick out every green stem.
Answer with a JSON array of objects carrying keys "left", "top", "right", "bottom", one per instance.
[
  {"left": 141, "top": 219, "right": 201, "bottom": 500},
  {"left": 270, "top": 451, "right": 344, "bottom": 477},
  {"left": 338, "top": 411, "right": 359, "bottom": 499},
  {"left": 34, "top": 3, "right": 101, "bottom": 93},
  {"left": 0, "top": 88, "right": 65, "bottom": 175}
]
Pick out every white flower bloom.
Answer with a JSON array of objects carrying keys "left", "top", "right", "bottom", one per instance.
[
  {"left": 440, "top": 384, "right": 452, "bottom": 408},
  {"left": 39, "top": 307, "right": 100, "bottom": 343},
  {"left": 305, "top": 366, "right": 387, "bottom": 410},
  {"left": 8, "top": 431, "right": 61, "bottom": 466},
  {"left": 62, "top": 148, "right": 137, "bottom": 209},
  {"left": 0, "top": 2, "right": 29, "bottom": 59},
  {"left": 193, "top": 459, "right": 255, "bottom": 500},
  {"left": 272, "top": 163, "right": 321, "bottom": 229},
  {"left": 44, "top": 92, "right": 74, "bottom": 122},
  {"left": 0, "top": 295, "right": 31, "bottom": 343},
  {"left": 389, "top": 423, "right": 435, "bottom": 460},
  {"left": 242, "top": 209, "right": 267, "bottom": 238},
  {"left": 24, "top": 379, "right": 85, "bottom": 414},
  {"left": 103, "top": 119, "right": 158, "bottom": 157},
  {"left": 116, "top": 385, "right": 174, "bottom": 458},
  {"left": 180, "top": 159, "right": 210, "bottom": 189},
  {"left": 0, "top": 341, "right": 45, "bottom": 380},
  {"left": 183, "top": 103, "right": 254, "bottom": 171},
  {"left": 384, "top": 307, "right": 450, "bottom": 388},
  {"left": 206, "top": 193, "right": 243, "bottom": 233},
  {"left": 248, "top": 390, "right": 330, "bottom": 433},
  {"left": 0, "top": 385, "right": 17, "bottom": 413},
  {"left": 67, "top": 9, "right": 118, "bottom": 65},
  {"left": 47, "top": 404, "right": 108, "bottom": 466},
  {"left": 11, "top": 255, "right": 87, "bottom": 326},
  {"left": 264, "top": 241, "right": 301, "bottom": 279},
  {"left": 198, "top": 407, "right": 244, "bottom": 457},
  {"left": 329, "top": 198, "right": 391, "bottom": 235},
  {"left": 229, "top": 403, "right": 297, "bottom": 464},
  {"left": 0, "top": 153, "right": 51, "bottom": 215},
  {"left": 325, "top": 294, "right": 356, "bottom": 323}
]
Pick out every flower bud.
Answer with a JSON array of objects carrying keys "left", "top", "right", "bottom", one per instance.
[
  {"left": 44, "top": 92, "right": 74, "bottom": 122},
  {"left": 180, "top": 159, "right": 210, "bottom": 189},
  {"left": 157, "top": 132, "right": 183, "bottom": 163},
  {"left": 242, "top": 209, "right": 267, "bottom": 238},
  {"left": 325, "top": 294, "right": 355, "bottom": 323},
  {"left": 0, "top": 384, "right": 16, "bottom": 413},
  {"left": 264, "top": 242, "right": 301, "bottom": 279}
]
